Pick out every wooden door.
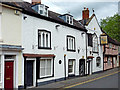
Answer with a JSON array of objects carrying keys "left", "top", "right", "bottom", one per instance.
[
  {"left": 26, "top": 61, "right": 33, "bottom": 87},
  {"left": 4, "top": 61, "right": 14, "bottom": 89},
  {"left": 79, "top": 59, "right": 85, "bottom": 76}
]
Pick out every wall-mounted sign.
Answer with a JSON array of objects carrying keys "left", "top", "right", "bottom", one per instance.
[{"left": 100, "top": 33, "right": 108, "bottom": 45}]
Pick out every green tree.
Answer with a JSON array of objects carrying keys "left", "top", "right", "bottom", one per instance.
[{"left": 100, "top": 14, "right": 120, "bottom": 42}]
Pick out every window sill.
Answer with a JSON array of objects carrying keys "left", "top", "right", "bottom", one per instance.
[
  {"left": 68, "top": 74, "right": 75, "bottom": 77},
  {"left": 38, "top": 47, "right": 52, "bottom": 50},
  {"left": 93, "top": 51, "right": 99, "bottom": 53},
  {"left": 88, "top": 45, "right": 93, "bottom": 47},
  {"left": 39, "top": 75, "right": 54, "bottom": 79},
  {"left": 67, "top": 49, "right": 76, "bottom": 52}
]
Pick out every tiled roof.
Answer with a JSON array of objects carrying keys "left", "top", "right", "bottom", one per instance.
[{"left": 0, "top": 0, "right": 86, "bottom": 31}]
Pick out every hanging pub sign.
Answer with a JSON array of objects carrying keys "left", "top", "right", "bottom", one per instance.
[{"left": 100, "top": 33, "right": 108, "bottom": 45}]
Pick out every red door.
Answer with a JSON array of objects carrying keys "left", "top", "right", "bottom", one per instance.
[{"left": 4, "top": 61, "right": 14, "bottom": 89}]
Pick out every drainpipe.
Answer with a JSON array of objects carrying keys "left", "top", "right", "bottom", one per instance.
[
  {"left": 103, "top": 45, "right": 106, "bottom": 71},
  {"left": 64, "top": 54, "right": 66, "bottom": 80},
  {"left": 24, "top": 56, "right": 27, "bottom": 89},
  {"left": 85, "top": 32, "right": 88, "bottom": 75}
]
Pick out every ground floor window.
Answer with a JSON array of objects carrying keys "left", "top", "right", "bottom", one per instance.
[
  {"left": 68, "top": 59, "right": 75, "bottom": 75},
  {"left": 107, "top": 56, "right": 111, "bottom": 65},
  {"left": 113, "top": 57, "right": 116, "bottom": 65},
  {"left": 40, "top": 59, "right": 53, "bottom": 78},
  {"left": 96, "top": 57, "right": 101, "bottom": 67}
]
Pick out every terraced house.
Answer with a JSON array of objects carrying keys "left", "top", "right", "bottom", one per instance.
[
  {"left": 0, "top": 1, "right": 23, "bottom": 88},
  {"left": 21, "top": 0, "right": 87, "bottom": 88}
]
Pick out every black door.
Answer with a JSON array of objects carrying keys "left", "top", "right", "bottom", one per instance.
[
  {"left": 26, "top": 60, "right": 33, "bottom": 87},
  {"left": 79, "top": 59, "right": 85, "bottom": 76},
  {"left": 88, "top": 61, "right": 90, "bottom": 75}
]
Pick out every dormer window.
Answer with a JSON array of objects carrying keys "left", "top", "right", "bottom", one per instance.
[
  {"left": 66, "top": 15, "right": 73, "bottom": 25},
  {"left": 32, "top": 4, "right": 49, "bottom": 17},
  {"left": 59, "top": 14, "right": 73, "bottom": 25}
]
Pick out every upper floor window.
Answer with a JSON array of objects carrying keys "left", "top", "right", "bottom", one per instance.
[
  {"left": 38, "top": 30, "right": 51, "bottom": 49},
  {"left": 88, "top": 34, "right": 93, "bottom": 47},
  {"left": 32, "top": 4, "right": 49, "bottom": 17},
  {"left": 109, "top": 43, "right": 112, "bottom": 49},
  {"left": 67, "top": 35, "right": 75, "bottom": 52},
  {"left": 66, "top": 15, "right": 73, "bottom": 25},
  {"left": 118, "top": 46, "right": 120, "bottom": 52},
  {"left": 59, "top": 14, "right": 73, "bottom": 25},
  {"left": 93, "top": 36, "right": 98, "bottom": 52}
]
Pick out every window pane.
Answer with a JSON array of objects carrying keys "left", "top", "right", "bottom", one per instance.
[
  {"left": 43, "top": 33, "right": 45, "bottom": 47},
  {"left": 40, "top": 60, "right": 45, "bottom": 68},
  {"left": 46, "top": 34, "right": 48, "bottom": 47},
  {"left": 69, "top": 61, "right": 73, "bottom": 65},
  {"left": 40, "top": 60, "right": 45, "bottom": 77},
  {"left": 39, "top": 33, "right": 41, "bottom": 47},
  {"left": 46, "top": 68, "right": 51, "bottom": 75},
  {"left": 46, "top": 59, "right": 51, "bottom": 75},
  {"left": 41, "top": 68, "right": 45, "bottom": 76},
  {"left": 88, "top": 34, "right": 93, "bottom": 46}
]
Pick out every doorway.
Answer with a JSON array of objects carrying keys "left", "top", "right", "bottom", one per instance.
[
  {"left": 26, "top": 60, "right": 34, "bottom": 87},
  {"left": 79, "top": 59, "right": 85, "bottom": 76},
  {"left": 4, "top": 61, "right": 14, "bottom": 89}
]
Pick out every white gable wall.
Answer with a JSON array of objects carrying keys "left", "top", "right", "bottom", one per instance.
[{"left": 86, "top": 15, "right": 103, "bottom": 73}]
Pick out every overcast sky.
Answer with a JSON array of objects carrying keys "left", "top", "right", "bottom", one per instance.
[{"left": 23, "top": 0, "right": 119, "bottom": 22}]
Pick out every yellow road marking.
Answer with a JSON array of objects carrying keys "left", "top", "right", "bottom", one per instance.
[{"left": 64, "top": 70, "right": 120, "bottom": 88}]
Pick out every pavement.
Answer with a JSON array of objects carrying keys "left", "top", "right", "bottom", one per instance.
[{"left": 28, "top": 67, "right": 120, "bottom": 89}]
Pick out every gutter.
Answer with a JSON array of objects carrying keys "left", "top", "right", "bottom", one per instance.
[{"left": 0, "top": 2, "right": 23, "bottom": 11}]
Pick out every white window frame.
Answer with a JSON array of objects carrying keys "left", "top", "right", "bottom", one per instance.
[
  {"left": 67, "top": 35, "right": 75, "bottom": 51},
  {"left": 66, "top": 15, "right": 73, "bottom": 25},
  {"left": 38, "top": 30, "right": 51, "bottom": 49},
  {"left": 39, "top": 58, "right": 53, "bottom": 78},
  {"left": 68, "top": 59, "right": 75, "bottom": 75}
]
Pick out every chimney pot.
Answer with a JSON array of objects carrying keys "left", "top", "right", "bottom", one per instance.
[{"left": 32, "top": 0, "right": 41, "bottom": 5}]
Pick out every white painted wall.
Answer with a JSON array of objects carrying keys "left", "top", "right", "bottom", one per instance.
[
  {"left": 0, "top": 5, "right": 2, "bottom": 41},
  {"left": 22, "top": 14, "right": 87, "bottom": 84},
  {"left": 86, "top": 15, "right": 103, "bottom": 73}
]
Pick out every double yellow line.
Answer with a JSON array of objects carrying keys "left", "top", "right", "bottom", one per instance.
[{"left": 64, "top": 70, "right": 120, "bottom": 88}]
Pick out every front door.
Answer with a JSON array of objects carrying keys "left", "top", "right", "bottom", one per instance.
[
  {"left": 26, "top": 60, "right": 34, "bottom": 87},
  {"left": 79, "top": 59, "right": 85, "bottom": 76},
  {"left": 4, "top": 61, "right": 14, "bottom": 89}
]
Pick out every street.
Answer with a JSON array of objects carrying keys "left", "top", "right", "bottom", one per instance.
[
  {"left": 30, "top": 68, "right": 119, "bottom": 89},
  {"left": 66, "top": 72, "right": 119, "bottom": 88}
]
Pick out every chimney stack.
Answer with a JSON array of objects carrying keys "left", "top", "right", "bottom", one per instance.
[
  {"left": 82, "top": 7, "right": 89, "bottom": 20},
  {"left": 32, "top": 0, "right": 41, "bottom": 5}
]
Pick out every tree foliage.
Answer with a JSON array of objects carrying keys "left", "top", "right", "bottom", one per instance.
[{"left": 100, "top": 14, "right": 120, "bottom": 42}]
